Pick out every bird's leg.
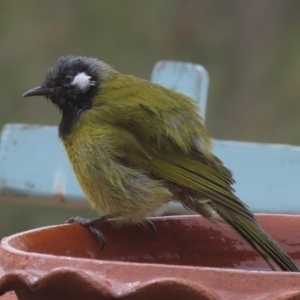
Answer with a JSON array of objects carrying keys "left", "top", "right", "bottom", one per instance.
[
  {"left": 66, "top": 215, "right": 113, "bottom": 250},
  {"left": 66, "top": 215, "right": 156, "bottom": 248},
  {"left": 144, "top": 219, "right": 156, "bottom": 240}
]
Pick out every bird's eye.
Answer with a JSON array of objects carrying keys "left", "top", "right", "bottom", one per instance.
[{"left": 63, "top": 75, "right": 73, "bottom": 85}]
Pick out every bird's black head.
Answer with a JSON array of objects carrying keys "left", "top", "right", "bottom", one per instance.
[
  {"left": 23, "top": 56, "right": 112, "bottom": 138},
  {"left": 23, "top": 56, "right": 104, "bottom": 110}
]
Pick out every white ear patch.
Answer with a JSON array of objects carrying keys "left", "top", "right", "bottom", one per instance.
[{"left": 71, "top": 72, "right": 94, "bottom": 92}]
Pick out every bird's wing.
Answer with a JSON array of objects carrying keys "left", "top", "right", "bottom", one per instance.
[
  {"left": 96, "top": 75, "right": 212, "bottom": 155},
  {"left": 108, "top": 127, "right": 252, "bottom": 221},
  {"left": 97, "top": 75, "right": 252, "bottom": 219}
]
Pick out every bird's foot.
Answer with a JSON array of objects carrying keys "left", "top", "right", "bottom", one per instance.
[{"left": 66, "top": 216, "right": 108, "bottom": 250}]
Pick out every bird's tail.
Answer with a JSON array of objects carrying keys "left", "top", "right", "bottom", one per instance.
[{"left": 225, "top": 212, "right": 299, "bottom": 272}]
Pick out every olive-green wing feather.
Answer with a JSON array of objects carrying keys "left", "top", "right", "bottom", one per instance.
[
  {"left": 95, "top": 74, "right": 212, "bottom": 155},
  {"left": 112, "top": 132, "right": 252, "bottom": 221}
]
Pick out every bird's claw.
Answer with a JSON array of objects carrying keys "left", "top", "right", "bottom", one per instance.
[
  {"left": 65, "top": 216, "right": 106, "bottom": 250},
  {"left": 145, "top": 219, "right": 156, "bottom": 240},
  {"left": 88, "top": 224, "right": 106, "bottom": 250}
]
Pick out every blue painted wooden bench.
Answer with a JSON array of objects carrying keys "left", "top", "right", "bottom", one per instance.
[{"left": 1, "top": 61, "right": 299, "bottom": 215}]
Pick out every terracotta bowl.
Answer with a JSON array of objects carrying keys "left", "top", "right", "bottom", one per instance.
[{"left": 1, "top": 214, "right": 300, "bottom": 300}]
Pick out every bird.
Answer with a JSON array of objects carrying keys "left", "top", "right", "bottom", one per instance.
[{"left": 23, "top": 55, "right": 299, "bottom": 272}]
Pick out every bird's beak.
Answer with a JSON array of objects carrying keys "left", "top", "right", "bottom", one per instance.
[{"left": 22, "top": 86, "right": 54, "bottom": 97}]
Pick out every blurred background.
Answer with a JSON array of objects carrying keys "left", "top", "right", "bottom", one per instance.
[{"left": 1, "top": 0, "right": 300, "bottom": 238}]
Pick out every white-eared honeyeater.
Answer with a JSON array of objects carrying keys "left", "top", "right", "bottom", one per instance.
[{"left": 23, "top": 56, "right": 299, "bottom": 272}]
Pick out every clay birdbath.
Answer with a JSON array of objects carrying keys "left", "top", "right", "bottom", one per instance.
[{"left": 0, "top": 214, "right": 300, "bottom": 300}]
